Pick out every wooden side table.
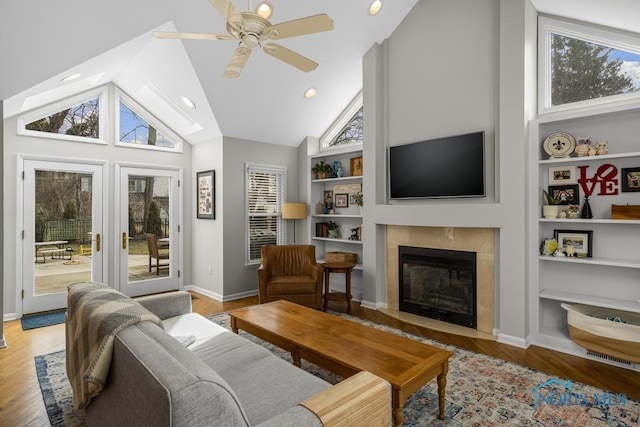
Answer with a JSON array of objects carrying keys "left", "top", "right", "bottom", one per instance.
[{"left": 321, "top": 262, "right": 355, "bottom": 313}]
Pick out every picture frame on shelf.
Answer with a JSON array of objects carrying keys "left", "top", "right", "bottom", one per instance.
[
  {"left": 335, "top": 193, "right": 348, "bottom": 208},
  {"left": 323, "top": 190, "right": 333, "bottom": 207},
  {"left": 548, "top": 165, "right": 577, "bottom": 184},
  {"left": 350, "top": 156, "right": 363, "bottom": 176},
  {"left": 196, "top": 170, "right": 215, "bottom": 219},
  {"left": 553, "top": 229, "right": 592, "bottom": 257},
  {"left": 548, "top": 184, "right": 580, "bottom": 205},
  {"left": 621, "top": 167, "right": 640, "bottom": 192}
]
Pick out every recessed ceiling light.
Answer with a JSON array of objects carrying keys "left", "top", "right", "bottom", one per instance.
[
  {"left": 181, "top": 96, "right": 196, "bottom": 109},
  {"left": 61, "top": 73, "right": 81, "bottom": 82},
  {"left": 369, "top": 0, "right": 383, "bottom": 16},
  {"left": 304, "top": 88, "right": 316, "bottom": 99},
  {"left": 256, "top": 1, "right": 273, "bottom": 20}
]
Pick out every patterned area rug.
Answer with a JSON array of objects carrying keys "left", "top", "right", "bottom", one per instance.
[{"left": 35, "top": 313, "right": 639, "bottom": 426}]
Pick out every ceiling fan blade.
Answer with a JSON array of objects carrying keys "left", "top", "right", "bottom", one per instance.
[
  {"left": 261, "top": 14, "right": 334, "bottom": 40},
  {"left": 262, "top": 43, "right": 318, "bottom": 73},
  {"left": 209, "top": 0, "right": 245, "bottom": 32},
  {"left": 152, "top": 31, "right": 234, "bottom": 41},
  {"left": 223, "top": 46, "right": 253, "bottom": 79}
]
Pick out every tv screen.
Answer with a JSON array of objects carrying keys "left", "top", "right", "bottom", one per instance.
[{"left": 389, "top": 131, "right": 485, "bottom": 199}]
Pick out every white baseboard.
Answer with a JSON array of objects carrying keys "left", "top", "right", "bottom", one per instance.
[
  {"left": 183, "top": 285, "right": 258, "bottom": 302},
  {"left": 360, "top": 300, "right": 387, "bottom": 310},
  {"left": 497, "top": 333, "right": 530, "bottom": 349},
  {"left": 3, "top": 313, "right": 18, "bottom": 322}
]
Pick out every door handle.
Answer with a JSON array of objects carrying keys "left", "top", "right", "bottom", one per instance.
[
  {"left": 96, "top": 233, "right": 101, "bottom": 252},
  {"left": 122, "top": 232, "right": 127, "bottom": 250}
]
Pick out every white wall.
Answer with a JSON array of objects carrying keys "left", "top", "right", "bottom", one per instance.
[
  {"left": 0, "top": 100, "right": 5, "bottom": 344},
  {"left": 361, "top": 0, "right": 537, "bottom": 343},
  {"left": 2, "top": 114, "right": 192, "bottom": 318},
  {"left": 221, "top": 137, "right": 300, "bottom": 299}
]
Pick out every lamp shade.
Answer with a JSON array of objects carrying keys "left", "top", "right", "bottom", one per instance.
[{"left": 282, "top": 203, "right": 307, "bottom": 219}]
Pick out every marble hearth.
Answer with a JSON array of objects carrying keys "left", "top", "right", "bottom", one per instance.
[{"left": 385, "top": 225, "right": 496, "bottom": 338}]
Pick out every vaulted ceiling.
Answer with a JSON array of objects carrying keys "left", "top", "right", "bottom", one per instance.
[{"left": 1, "top": 0, "right": 639, "bottom": 148}]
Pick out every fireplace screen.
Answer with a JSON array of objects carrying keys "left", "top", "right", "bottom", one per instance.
[{"left": 399, "top": 246, "right": 477, "bottom": 329}]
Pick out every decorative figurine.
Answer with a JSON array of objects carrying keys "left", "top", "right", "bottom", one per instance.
[
  {"left": 541, "top": 238, "right": 558, "bottom": 255},
  {"left": 575, "top": 137, "right": 591, "bottom": 156},
  {"left": 595, "top": 141, "right": 608, "bottom": 155},
  {"left": 565, "top": 243, "right": 576, "bottom": 257}
]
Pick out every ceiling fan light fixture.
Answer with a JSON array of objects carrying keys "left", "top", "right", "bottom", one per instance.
[
  {"left": 181, "top": 96, "right": 196, "bottom": 109},
  {"left": 369, "top": 0, "right": 383, "bottom": 16},
  {"left": 304, "top": 87, "right": 316, "bottom": 99},
  {"left": 255, "top": 1, "right": 273, "bottom": 20},
  {"left": 61, "top": 73, "right": 81, "bottom": 82}
]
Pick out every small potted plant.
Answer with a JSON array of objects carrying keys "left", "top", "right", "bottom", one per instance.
[
  {"left": 311, "top": 161, "right": 333, "bottom": 180},
  {"left": 352, "top": 192, "right": 363, "bottom": 214},
  {"left": 326, "top": 221, "right": 340, "bottom": 238},
  {"left": 542, "top": 189, "right": 561, "bottom": 218}
]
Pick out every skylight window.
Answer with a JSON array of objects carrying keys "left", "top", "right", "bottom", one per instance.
[{"left": 119, "top": 101, "right": 176, "bottom": 149}]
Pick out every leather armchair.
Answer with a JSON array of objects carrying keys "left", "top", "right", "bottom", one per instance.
[{"left": 257, "top": 245, "right": 323, "bottom": 309}]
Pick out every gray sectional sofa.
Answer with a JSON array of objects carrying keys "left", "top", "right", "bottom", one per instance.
[{"left": 66, "top": 290, "right": 391, "bottom": 426}]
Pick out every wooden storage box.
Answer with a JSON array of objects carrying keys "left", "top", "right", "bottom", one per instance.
[
  {"left": 561, "top": 303, "right": 640, "bottom": 363},
  {"left": 325, "top": 251, "right": 357, "bottom": 264},
  {"left": 611, "top": 204, "right": 640, "bottom": 219}
]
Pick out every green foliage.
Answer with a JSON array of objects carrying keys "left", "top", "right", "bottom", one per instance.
[
  {"left": 326, "top": 221, "right": 340, "bottom": 231},
  {"left": 311, "top": 161, "right": 332, "bottom": 174},
  {"left": 543, "top": 190, "right": 561, "bottom": 205},
  {"left": 35, "top": 204, "right": 48, "bottom": 242},
  {"left": 551, "top": 34, "right": 633, "bottom": 106},
  {"left": 63, "top": 200, "right": 78, "bottom": 219},
  {"left": 146, "top": 201, "right": 162, "bottom": 237}
]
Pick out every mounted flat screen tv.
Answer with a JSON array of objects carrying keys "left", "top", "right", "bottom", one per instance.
[{"left": 389, "top": 131, "right": 485, "bottom": 199}]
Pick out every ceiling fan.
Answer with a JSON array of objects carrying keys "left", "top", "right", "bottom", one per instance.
[{"left": 153, "top": 0, "right": 334, "bottom": 78}]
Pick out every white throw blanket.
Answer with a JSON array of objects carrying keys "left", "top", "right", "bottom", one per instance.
[{"left": 66, "top": 283, "right": 163, "bottom": 409}]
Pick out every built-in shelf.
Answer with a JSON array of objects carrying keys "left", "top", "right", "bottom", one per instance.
[
  {"left": 539, "top": 289, "right": 640, "bottom": 313},
  {"left": 312, "top": 237, "right": 363, "bottom": 245},
  {"left": 538, "top": 151, "right": 640, "bottom": 165},
  {"left": 313, "top": 214, "right": 362, "bottom": 219},
  {"left": 539, "top": 255, "right": 640, "bottom": 269},
  {"left": 539, "top": 218, "right": 640, "bottom": 225},
  {"left": 312, "top": 176, "right": 363, "bottom": 183}
]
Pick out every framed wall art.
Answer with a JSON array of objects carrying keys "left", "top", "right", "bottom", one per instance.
[
  {"left": 350, "top": 156, "right": 363, "bottom": 176},
  {"left": 548, "top": 165, "right": 577, "bottom": 184},
  {"left": 334, "top": 193, "right": 349, "bottom": 208},
  {"left": 548, "top": 184, "right": 580, "bottom": 205},
  {"left": 621, "top": 167, "right": 640, "bottom": 192},
  {"left": 554, "top": 229, "right": 592, "bottom": 257},
  {"left": 197, "top": 170, "right": 215, "bottom": 219}
]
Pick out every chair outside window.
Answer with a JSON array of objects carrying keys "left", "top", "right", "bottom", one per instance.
[{"left": 146, "top": 233, "right": 169, "bottom": 275}]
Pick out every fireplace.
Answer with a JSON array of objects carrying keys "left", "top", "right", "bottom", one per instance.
[{"left": 399, "top": 246, "right": 477, "bottom": 329}]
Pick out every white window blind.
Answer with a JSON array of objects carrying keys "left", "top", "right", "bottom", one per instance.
[{"left": 246, "top": 164, "right": 286, "bottom": 264}]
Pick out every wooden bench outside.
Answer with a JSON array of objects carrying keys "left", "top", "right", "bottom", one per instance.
[{"left": 35, "top": 240, "right": 70, "bottom": 263}]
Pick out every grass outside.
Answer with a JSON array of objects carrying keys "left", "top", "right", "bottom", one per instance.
[{"left": 57, "top": 239, "right": 150, "bottom": 256}]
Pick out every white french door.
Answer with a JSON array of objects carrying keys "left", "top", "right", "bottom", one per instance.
[
  {"left": 22, "top": 159, "right": 106, "bottom": 314},
  {"left": 117, "top": 164, "right": 181, "bottom": 297}
]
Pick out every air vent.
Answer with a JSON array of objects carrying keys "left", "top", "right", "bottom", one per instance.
[{"left": 587, "top": 350, "right": 632, "bottom": 366}]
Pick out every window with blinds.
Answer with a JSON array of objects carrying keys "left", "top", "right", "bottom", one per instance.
[{"left": 246, "top": 164, "right": 286, "bottom": 264}]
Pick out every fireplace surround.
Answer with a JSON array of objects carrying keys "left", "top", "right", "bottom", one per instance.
[
  {"left": 399, "top": 246, "right": 477, "bottom": 329},
  {"left": 386, "top": 226, "right": 495, "bottom": 336}
]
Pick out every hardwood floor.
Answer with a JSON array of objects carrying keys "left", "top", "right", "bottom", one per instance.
[{"left": 1, "top": 292, "right": 638, "bottom": 426}]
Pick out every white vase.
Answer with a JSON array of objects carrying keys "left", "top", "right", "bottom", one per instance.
[{"left": 542, "top": 205, "right": 560, "bottom": 219}]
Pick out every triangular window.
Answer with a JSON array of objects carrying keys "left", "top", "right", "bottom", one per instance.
[
  {"left": 25, "top": 97, "right": 100, "bottom": 139},
  {"left": 320, "top": 91, "right": 363, "bottom": 150},
  {"left": 329, "top": 106, "right": 363, "bottom": 147},
  {"left": 119, "top": 100, "right": 177, "bottom": 149}
]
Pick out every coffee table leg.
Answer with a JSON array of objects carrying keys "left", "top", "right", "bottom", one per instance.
[
  {"left": 230, "top": 317, "right": 238, "bottom": 334},
  {"left": 392, "top": 390, "right": 403, "bottom": 426},
  {"left": 291, "top": 346, "right": 301, "bottom": 367},
  {"left": 437, "top": 362, "right": 449, "bottom": 420}
]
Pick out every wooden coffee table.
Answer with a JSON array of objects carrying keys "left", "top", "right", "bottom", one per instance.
[{"left": 229, "top": 300, "right": 452, "bottom": 425}]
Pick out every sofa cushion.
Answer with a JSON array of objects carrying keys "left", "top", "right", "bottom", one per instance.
[
  {"left": 191, "top": 331, "right": 330, "bottom": 425},
  {"left": 162, "top": 312, "right": 228, "bottom": 350},
  {"left": 266, "top": 276, "right": 318, "bottom": 294}
]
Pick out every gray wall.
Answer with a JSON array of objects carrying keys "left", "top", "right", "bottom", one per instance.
[
  {"left": 190, "top": 138, "right": 225, "bottom": 298},
  {"left": 222, "top": 137, "right": 300, "bottom": 298},
  {"left": 362, "top": 0, "right": 537, "bottom": 343}
]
